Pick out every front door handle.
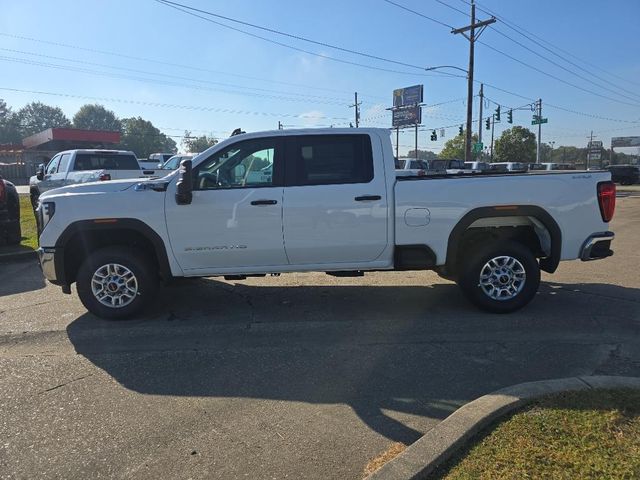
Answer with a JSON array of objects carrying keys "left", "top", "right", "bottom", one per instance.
[
  {"left": 354, "top": 195, "right": 381, "bottom": 202},
  {"left": 250, "top": 199, "right": 278, "bottom": 206}
]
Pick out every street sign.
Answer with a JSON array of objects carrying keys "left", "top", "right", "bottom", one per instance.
[
  {"left": 588, "top": 140, "right": 603, "bottom": 149},
  {"left": 472, "top": 142, "right": 483, "bottom": 153},
  {"left": 393, "top": 85, "right": 424, "bottom": 108},
  {"left": 611, "top": 136, "right": 640, "bottom": 148},
  {"left": 531, "top": 118, "right": 548, "bottom": 125},
  {"left": 588, "top": 152, "right": 602, "bottom": 161},
  {"left": 392, "top": 105, "right": 422, "bottom": 128}
]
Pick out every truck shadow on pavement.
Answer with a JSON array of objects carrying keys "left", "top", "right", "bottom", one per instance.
[
  {"left": 0, "top": 259, "right": 46, "bottom": 296},
  {"left": 66, "top": 278, "right": 640, "bottom": 444}
]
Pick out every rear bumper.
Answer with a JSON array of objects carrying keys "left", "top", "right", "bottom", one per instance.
[{"left": 580, "top": 231, "right": 614, "bottom": 261}]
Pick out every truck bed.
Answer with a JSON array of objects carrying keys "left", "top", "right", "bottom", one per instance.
[{"left": 394, "top": 170, "right": 611, "bottom": 264}]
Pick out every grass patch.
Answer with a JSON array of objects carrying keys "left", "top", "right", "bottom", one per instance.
[
  {"left": 363, "top": 442, "right": 406, "bottom": 478},
  {"left": 433, "top": 388, "right": 640, "bottom": 480},
  {"left": 0, "top": 195, "right": 37, "bottom": 255}
]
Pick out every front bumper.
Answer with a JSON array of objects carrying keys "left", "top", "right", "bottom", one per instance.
[
  {"left": 580, "top": 231, "right": 614, "bottom": 261},
  {"left": 38, "top": 247, "right": 58, "bottom": 282}
]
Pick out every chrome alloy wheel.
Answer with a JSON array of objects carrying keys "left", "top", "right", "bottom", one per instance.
[
  {"left": 91, "top": 263, "right": 139, "bottom": 308},
  {"left": 478, "top": 256, "right": 526, "bottom": 301}
]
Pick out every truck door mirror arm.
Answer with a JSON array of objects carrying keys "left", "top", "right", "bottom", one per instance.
[
  {"left": 175, "top": 159, "right": 193, "bottom": 205},
  {"left": 36, "top": 164, "right": 45, "bottom": 181}
]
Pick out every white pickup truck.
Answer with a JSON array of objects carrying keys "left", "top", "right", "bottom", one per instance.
[
  {"left": 35, "top": 128, "right": 616, "bottom": 319},
  {"left": 29, "top": 149, "right": 156, "bottom": 207}
]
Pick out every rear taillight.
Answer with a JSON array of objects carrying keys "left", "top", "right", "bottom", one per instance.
[
  {"left": 99, "top": 173, "right": 111, "bottom": 181},
  {"left": 0, "top": 180, "right": 5, "bottom": 203},
  {"left": 597, "top": 181, "right": 616, "bottom": 222}
]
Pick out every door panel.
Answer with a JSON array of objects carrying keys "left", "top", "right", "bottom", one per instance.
[
  {"left": 282, "top": 134, "right": 389, "bottom": 265},
  {"left": 165, "top": 187, "right": 287, "bottom": 271},
  {"left": 165, "top": 136, "right": 287, "bottom": 272}
]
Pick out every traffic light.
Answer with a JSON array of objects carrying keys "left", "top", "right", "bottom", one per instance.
[
  {"left": 430, "top": 130, "right": 437, "bottom": 141},
  {"left": 507, "top": 109, "right": 513, "bottom": 124},
  {"left": 495, "top": 105, "right": 501, "bottom": 122},
  {"left": 459, "top": 125, "right": 463, "bottom": 135},
  {"left": 485, "top": 117, "right": 491, "bottom": 130}
]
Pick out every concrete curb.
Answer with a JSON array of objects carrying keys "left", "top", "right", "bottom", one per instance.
[
  {"left": 366, "top": 375, "right": 640, "bottom": 480},
  {"left": 0, "top": 249, "right": 37, "bottom": 263}
]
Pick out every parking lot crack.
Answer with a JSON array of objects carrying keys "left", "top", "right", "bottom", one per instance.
[{"left": 38, "top": 373, "right": 94, "bottom": 394}]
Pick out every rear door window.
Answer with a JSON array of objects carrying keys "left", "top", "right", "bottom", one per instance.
[
  {"left": 73, "top": 153, "right": 140, "bottom": 171},
  {"left": 286, "top": 134, "right": 373, "bottom": 186}
]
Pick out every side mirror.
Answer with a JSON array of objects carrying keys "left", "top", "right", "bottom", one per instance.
[
  {"left": 36, "top": 164, "right": 45, "bottom": 181},
  {"left": 175, "top": 159, "right": 193, "bottom": 205}
]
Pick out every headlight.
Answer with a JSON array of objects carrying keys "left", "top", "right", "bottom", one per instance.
[{"left": 37, "top": 201, "right": 56, "bottom": 232}]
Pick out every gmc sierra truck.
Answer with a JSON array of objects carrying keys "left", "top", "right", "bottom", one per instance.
[
  {"left": 35, "top": 128, "right": 616, "bottom": 319},
  {"left": 29, "top": 149, "right": 157, "bottom": 208}
]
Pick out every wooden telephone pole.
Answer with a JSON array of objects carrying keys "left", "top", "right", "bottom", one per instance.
[{"left": 452, "top": 1, "right": 495, "bottom": 161}]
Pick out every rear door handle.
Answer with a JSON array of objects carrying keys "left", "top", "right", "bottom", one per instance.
[
  {"left": 354, "top": 195, "right": 381, "bottom": 201},
  {"left": 250, "top": 199, "right": 278, "bottom": 206}
]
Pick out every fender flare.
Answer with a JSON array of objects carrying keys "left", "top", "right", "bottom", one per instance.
[
  {"left": 445, "top": 205, "right": 562, "bottom": 274},
  {"left": 54, "top": 218, "right": 172, "bottom": 285}
]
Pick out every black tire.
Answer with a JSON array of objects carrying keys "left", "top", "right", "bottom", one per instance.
[
  {"left": 76, "top": 246, "right": 158, "bottom": 320},
  {"left": 30, "top": 189, "right": 40, "bottom": 211},
  {"left": 457, "top": 241, "right": 540, "bottom": 314}
]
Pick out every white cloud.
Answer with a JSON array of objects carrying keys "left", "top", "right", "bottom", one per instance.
[{"left": 299, "top": 110, "right": 326, "bottom": 127}]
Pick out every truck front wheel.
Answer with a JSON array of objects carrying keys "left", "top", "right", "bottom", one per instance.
[
  {"left": 76, "top": 246, "right": 158, "bottom": 319},
  {"left": 457, "top": 241, "right": 540, "bottom": 313}
]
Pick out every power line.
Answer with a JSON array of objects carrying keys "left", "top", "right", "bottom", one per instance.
[
  {"left": 477, "top": 41, "right": 640, "bottom": 107},
  {"left": 157, "top": 0, "right": 428, "bottom": 71},
  {"left": 154, "top": 1, "right": 464, "bottom": 80},
  {"left": 432, "top": 0, "right": 469, "bottom": 17},
  {"left": 386, "top": 1, "right": 640, "bottom": 111},
  {"left": 382, "top": 0, "right": 455, "bottom": 28},
  {"left": 0, "top": 32, "right": 387, "bottom": 102},
  {"left": 470, "top": 0, "right": 640, "bottom": 88},
  {"left": 0, "top": 48, "right": 355, "bottom": 106},
  {"left": 0, "top": 55, "right": 354, "bottom": 106},
  {"left": 485, "top": 29, "right": 640, "bottom": 104},
  {"left": 0, "top": 86, "right": 351, "bottom": 121}
]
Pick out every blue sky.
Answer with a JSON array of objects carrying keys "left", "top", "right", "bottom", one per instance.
[{"left": 0, "top": 0, "right": 638, "bottom": 155}]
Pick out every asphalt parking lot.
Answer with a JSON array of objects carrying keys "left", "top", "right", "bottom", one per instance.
[{"left": 1, "top": 197, "right": 639, "bottom": 480}]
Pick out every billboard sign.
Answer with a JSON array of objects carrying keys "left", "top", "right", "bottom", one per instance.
[
  {"left": 588, "top": 140, "right": 603, "bottom": 149},
  {"left": 392, "top": 105, "right": 422, "bottom": 128},
  {"left": 393, "top": 85, "right": 424, "bottom": 108},
  {"left": 611, "top": 136, "right": 640, "bottom": 148}
]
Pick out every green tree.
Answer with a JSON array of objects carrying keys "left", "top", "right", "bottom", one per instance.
[
  {"left": 406, "top": 149, "right": 438, "bottom": 161},
  {"left": 439, "top": 132, "right": 479, "bottom": 159},
  {"left": 120, "top": 117, "right": 176, "bottom": 158},
  {"left": 0, "top": 99, "right": 21, "bottom": 144},
  {"left": 16, "top": 101, "right": 71, "bottom": 137},
  {"left": 494, "top": 126, "right": 536, "bottom": 163},
  {"left": 73, "top": 104, "right": 121, "bottom": 131},
  {"left": 182, "top": 131, "right": 218, "bottom": 153}
]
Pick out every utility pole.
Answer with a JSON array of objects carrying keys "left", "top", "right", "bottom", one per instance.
[
  {"left": 452, "top": 1, "right": 496, "bottom": 162},
  {"left": 477, "top": 83, "right": 484, "bottom": 149},
  {"left": 587, "top": 131, "right": 596, "bottom": 169},
  {"left": 490, "top": 114, "right": 496, "bottom": 161},
  {"left": 349, "top": 92, "right": 361, "bottom": 128},
  {"left": 395, "top": 127, "right": 399, "bottom": 159},
  {"left": 536, "top": 99, "right": 542, "bottom": 164},
  {"left": 415, "top": 123, "right": 418, "bottom": 160}
]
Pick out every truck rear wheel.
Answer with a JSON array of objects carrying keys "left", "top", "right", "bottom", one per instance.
[
  {"left": 76, "top": 246, "right": 158, "bottom": 320},
  {"left": 457, "top": 241, "right": 540, "bottom": 313}
]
